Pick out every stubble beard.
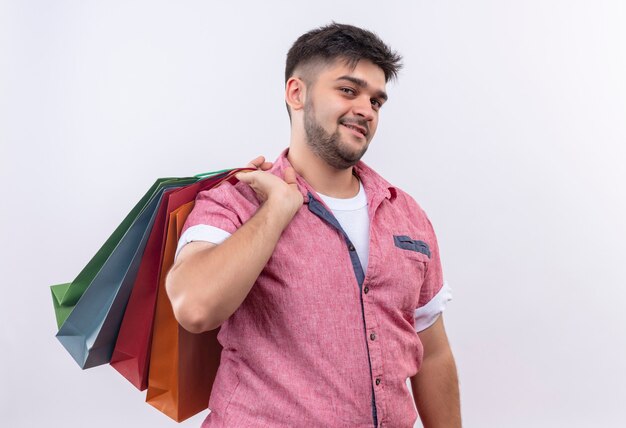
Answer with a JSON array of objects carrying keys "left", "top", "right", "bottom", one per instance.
[{"left": 303, "top": 98, "right": 370, "bottom": 170}]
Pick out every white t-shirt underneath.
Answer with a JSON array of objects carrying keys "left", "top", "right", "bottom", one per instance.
[{"left": 316, "top": 179, "right": 370, "bottom": 270}]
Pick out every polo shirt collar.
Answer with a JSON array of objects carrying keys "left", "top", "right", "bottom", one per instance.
[{"left": 271, "top": 148, "right": 397, "bottom": 205}]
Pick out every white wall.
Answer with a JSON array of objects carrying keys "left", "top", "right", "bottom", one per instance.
[{"left": 1, "top": 1, "right": 625, "bottom": 427}]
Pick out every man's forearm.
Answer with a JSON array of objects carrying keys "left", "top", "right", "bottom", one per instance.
[
  {"left": 167, "top": 198, "right": 295, "bottom": 332},
  {"left": 410, "top": 346, "right": 461, "bottom": 427}
]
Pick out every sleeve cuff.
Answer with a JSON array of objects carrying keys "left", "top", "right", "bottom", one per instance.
[
  {"left": 413, "top": 281, "right": 453, "bottom": 332},
  {"left": 174, "top": 224, "right": 232, "bottom": 261}
]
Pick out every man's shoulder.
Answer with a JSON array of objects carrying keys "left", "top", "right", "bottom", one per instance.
[
  {"left": 197, "top": 151, "right": 288, "bottom": 210},
  {"left": 377, "top": 179, "right": 440, "bottom": 242},
  {"left": 197, "top": 174, "right": 260, "bottom": 210},
  {"left": 390, "top": 185, "right": 432, "bottom": 227},
  {"left": 357, "top": 161, "right": 428, "bottom": 215}
]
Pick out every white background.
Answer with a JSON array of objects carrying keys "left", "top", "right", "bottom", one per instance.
[{"left": 1, "top": 1, "right": 625, "bottom": 427}]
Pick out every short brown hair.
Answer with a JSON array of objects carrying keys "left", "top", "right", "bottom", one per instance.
[{"left": 285, "top": 22, "right": 403, "bottom": 84}]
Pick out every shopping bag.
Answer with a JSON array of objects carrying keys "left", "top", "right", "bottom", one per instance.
[
  {"left": 109, "top": 185, "right": 183, "bottom": 390},
  {"left": 110, "top": 170, "right": 236, "bottom": 391},
  {"left": 146, "top": 200, "right": 222, "bottom": 422},
  {"left": 55, "top": 178, "right": 196, "bottom": 368},
  {"left": 51, "top": 178, "right": 173, "bottom": 328}
]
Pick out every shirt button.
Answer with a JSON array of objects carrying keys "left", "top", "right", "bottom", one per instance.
[
  {"left": 375, "top": 378, "right": 381, "bottom": 386},
  {"left": 364, "top": 286, "right": 369, "bottom": 294},
  {"left": 348, "top": 244, "right": 355, "bottom": 251},
  {"left": 370, "top": 333, "right": 376, "bottom": 341}
]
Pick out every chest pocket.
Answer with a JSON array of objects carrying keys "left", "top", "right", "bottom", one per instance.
[
  {"left": 373, "top": 234, "right": 430, "bottom": 312},
  {"left": 393, "top": 235, "right": 431, "bottom": 260}
]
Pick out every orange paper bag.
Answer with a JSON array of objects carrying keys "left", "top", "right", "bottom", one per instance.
[{"left": 145, "top": 201, "right": 222, "bottom": 422}]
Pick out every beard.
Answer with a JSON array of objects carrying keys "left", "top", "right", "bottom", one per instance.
[{"left": 303, "top": 98, "right": 370, "bottom": 170}]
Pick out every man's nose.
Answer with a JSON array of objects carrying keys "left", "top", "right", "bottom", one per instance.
[{"left": 352, "top": 96, "right": 375, "bottom": 121}]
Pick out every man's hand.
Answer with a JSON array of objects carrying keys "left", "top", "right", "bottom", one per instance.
[
  {"left": 166, "top": 154, "right": 304, "bottom": 333},
  {"left": 236, "top": 155, "right": 303, "bottom": 220},
  {"left": 245, "top": 155, "right": 274, "bottom": 172}
]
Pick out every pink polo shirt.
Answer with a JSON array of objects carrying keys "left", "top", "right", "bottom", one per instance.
[{"left": 179, "top": 149, "right": 452, "bottom": 427}]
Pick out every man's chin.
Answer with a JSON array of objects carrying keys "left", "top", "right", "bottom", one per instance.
[
  {"left": 335, "top": 149, "right": 367, "bottom": 168},
  {"left": 338, "top": 140, "right": 368, "bottom": 162}
]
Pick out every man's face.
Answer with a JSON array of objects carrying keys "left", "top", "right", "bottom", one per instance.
[{"left": 302, "top": 59, "right": 388, "bottom": 170}]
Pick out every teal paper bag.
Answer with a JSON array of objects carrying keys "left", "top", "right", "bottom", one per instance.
[
  {"left": 50, "top": 178, "right": 173, "bottom": 328},
  {"left": 55, "top": 177, "right": 196, "bottom": 368}
]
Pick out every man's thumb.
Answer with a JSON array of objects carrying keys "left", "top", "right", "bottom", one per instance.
[
  {"left": 284, "top": 167, "right": 297, "bottom": 185},
  {"left": 235, "top": 170, "right": 255, "bottom": 184}
]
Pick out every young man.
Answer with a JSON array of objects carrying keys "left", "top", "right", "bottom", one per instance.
[{"left": 167, "top": 23, "right": 460, "bottom": 427}]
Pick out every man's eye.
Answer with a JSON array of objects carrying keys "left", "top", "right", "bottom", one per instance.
[
  {"left": 371, "top": 99, "right": 382, "bottom": 109},
  {"left": 340, "top": 87, "right": 356, "bottom": 95}
]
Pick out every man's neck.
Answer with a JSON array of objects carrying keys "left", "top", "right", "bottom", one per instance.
[{"left": 286, "top": 141, "right": 360, "bottom": 199}]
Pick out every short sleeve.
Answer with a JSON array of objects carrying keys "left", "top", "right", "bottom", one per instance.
[
  {"left": 413, "top": 214, "right": 453, "bottom": 332},
  {"left": 175, "top": 180, "right": 258, "bottom": 260}
]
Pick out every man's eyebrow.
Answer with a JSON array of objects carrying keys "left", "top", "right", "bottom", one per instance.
[{"left": 336, "top": 75, "right": 388, "bottom": 102}]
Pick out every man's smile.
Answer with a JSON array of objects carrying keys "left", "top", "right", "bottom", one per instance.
[{"left": 340, "top": 121, "right": 368, "bottom": 138}]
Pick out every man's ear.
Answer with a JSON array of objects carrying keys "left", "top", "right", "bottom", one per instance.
[{"left": 285, "top": 77, "right": 306, "bottom": 112}]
